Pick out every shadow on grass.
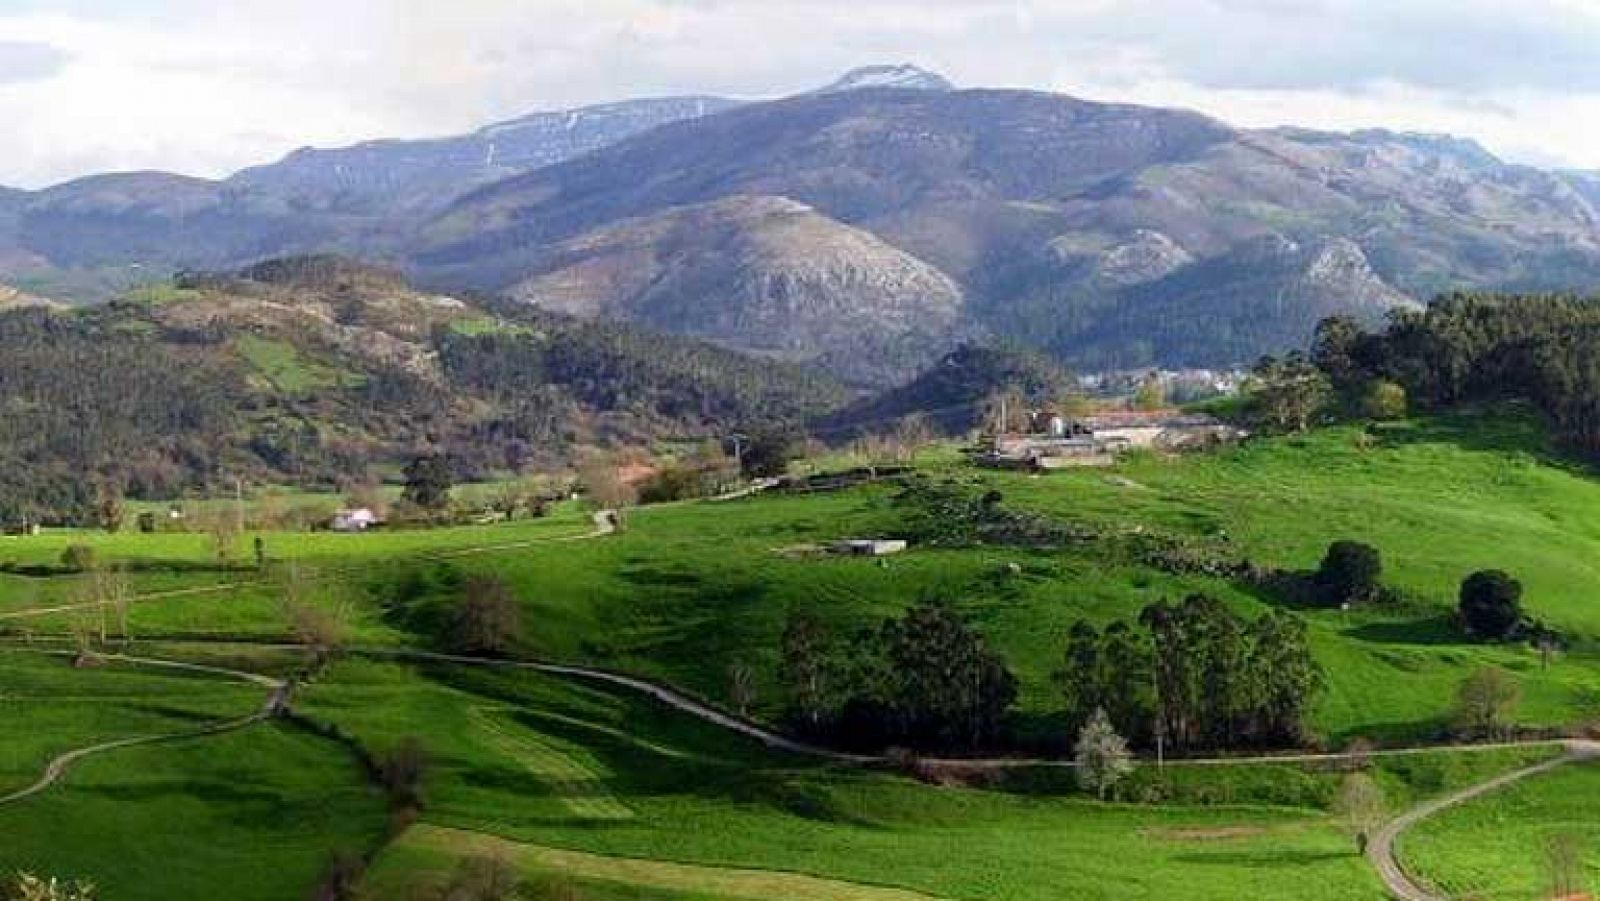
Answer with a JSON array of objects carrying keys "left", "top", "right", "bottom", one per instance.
[
  {"left": 1342, "top": 615, "right": 1462, "bottom": 646},
  {"left": 1168, "top": 850, "right": 1354, "bottom": 867}
]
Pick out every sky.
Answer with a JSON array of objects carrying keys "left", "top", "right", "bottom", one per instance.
[{"left": 3, "top": 0, "right": 1600, "bottom": 188}]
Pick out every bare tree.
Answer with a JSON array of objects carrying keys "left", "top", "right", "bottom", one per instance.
[
  {"left": 1547, "top": 832, "right": 1586, "bottom": 900},
  {"left": 90, "top": 564, "right": 132, "bottom": 644},
  {"left": 1332, "top": 772, "right": 1385, "bottom": 855},
  {"left": 891, "top": 413, "right": 935, "bottom": 463},
  {"left": 448, "top": 575, "right": 523, "bottom": 656},
  {"left": 277, "top": 563, "right": 349, "bottom": 668},
  {"left": 728, "top": 661, "right": 757, "bottom": 718},
  {"left": 578, "top": 454, "right": 638, "bottom": 531},
  {"left": 1455, "top": 667, "right": 1522, "bottom": 740}
]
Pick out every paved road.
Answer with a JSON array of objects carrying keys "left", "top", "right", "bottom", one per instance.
[
  {"left": 1365, "top": 740, "right": 1600, "bottom": 900},
  {"left": 0, "top": 653, "right": 287, "bottom": 808}
]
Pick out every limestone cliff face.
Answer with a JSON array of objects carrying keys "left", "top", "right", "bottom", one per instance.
[{"left": 507, "top": 196, "right": 967, "bottom": 383}]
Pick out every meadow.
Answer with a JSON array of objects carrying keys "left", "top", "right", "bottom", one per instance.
[
  {"left": 3, "top": 409, "right": 1600, "bottom": 896},
  {"left": 1400, "top": 759, "right": 1600, "bottom": 899}
]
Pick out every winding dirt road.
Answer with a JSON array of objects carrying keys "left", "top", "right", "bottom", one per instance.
[
  {"left": 1364, "top": 739, "right": 1600, "bottom": 900},
  {"left": 0, "top": 653, "right": 287, "bottom": 808}
]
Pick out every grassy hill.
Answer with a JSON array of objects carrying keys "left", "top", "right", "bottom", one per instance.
[{"left": 7, "top": 409, "right": 1600, "bottom": 895}]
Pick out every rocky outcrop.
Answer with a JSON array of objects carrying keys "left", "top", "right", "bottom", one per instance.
[{"left": 507, "top": 195, "right": 967, "bottom": 383}]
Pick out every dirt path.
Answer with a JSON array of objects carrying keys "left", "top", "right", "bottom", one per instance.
[
  {"left": 1365, "top": 740, "right": 1600, "bottom": 900},
  {"left": 0, "top": 653, "right": 287, "bottom": 808}
]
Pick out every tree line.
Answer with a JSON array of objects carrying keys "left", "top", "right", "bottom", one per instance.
[{"left": 779, "top": 595, "right": 1321, "bottom": 755}]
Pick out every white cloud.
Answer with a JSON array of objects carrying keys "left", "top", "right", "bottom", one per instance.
[{"left": 2, "top": 0, "right": 1600, "bottom": 188}]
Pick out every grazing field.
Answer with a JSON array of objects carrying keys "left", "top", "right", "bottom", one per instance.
[
  {"left": 0, "top": 720, "right": 389, "bottom": 900},
  {"left": 5, "top": 412, "right": 1600, "bottom": 748},
  {"left": 6, "top": 411, "right": 1600, "bottom": 897},
  {"left": 301, "top": 658, "right": 1388, "bottom": 901},
  {"left": 0, "top": 651, "right": 263, "bottom": 795},
  {"left": 1400, "top": 759, "right": 1600, "bottom": 899}
]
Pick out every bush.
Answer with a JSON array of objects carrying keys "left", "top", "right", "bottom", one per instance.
[
  {"left": 1459, "top": 570, "right": 1523, "bottom": 640},
  {"left": 59, "top": 545, "right": 96, "bottom": 573},
  {"left": 1362, "top": 380, "right": 1407, "bottom": 421}
]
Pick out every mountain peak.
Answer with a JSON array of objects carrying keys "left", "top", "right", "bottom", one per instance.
[{"left": 815, "top": 64, "right": 954, "bottom": 94}]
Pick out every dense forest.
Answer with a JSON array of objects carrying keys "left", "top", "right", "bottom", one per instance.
[
  {"left": 1306, "top": 294, "right": 1600, "bottom": 454},
  {"left": 0, "top": 257, "right": 847, "bottom": 524}
]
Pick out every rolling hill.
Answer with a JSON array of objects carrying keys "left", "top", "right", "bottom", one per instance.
[{"left": 0, "top": 255, "right": 846, "bottom": 520}]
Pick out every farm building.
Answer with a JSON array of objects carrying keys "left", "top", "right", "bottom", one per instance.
[{"left": 981, "top": 410, "right": 1241, "bottom": 470}]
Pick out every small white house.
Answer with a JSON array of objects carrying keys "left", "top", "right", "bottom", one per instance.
[
  {"left": 832, "top": 539, "right": 909, "bottom": 557},
  {"left": 331, "top": 508, "right": 381, "bottom": 532}
]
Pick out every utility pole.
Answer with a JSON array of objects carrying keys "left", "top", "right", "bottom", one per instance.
[{"left": 235, "top": 476, "right": 245, "bottom": 535}]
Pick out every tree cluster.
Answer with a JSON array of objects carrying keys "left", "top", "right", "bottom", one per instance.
[
  {"left": 1310, "top": 296, "right": 1600, "bottom": 454},
  {"left": 780, "top": 602, "right": 1018, "bottom": 752},
  {"left": 1057, "top": 595, "right": 1324, "bottom": 753}
]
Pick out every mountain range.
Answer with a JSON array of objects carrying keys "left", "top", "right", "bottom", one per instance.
[{"left": 6, "top": 65, "right": 1600, "bottom": 380}]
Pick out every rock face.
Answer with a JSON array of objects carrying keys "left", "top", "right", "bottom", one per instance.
[{"left": 505, "top": 195, "right": 967, "bottom": 383}]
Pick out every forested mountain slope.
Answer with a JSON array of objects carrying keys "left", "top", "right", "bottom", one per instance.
[{"left": 0, "top": 256, "right": 846, "bottom": 521}]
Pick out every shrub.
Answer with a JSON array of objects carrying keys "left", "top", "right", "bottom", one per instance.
[{"left": 59, "top": 545, "right": 96, "bottom": 573}]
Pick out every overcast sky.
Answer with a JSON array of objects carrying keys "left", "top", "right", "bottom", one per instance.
[{"left": 3, "top": 0, "right": 1600, "bottom": 188}]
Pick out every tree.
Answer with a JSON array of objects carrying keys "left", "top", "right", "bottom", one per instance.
[
  {"left": 1134, "top": 376, "right": 1166, "bottom": 411},
  {"left": 728, "top": 660, "right": 757, "bottom": 718},
  {"left": 878, "top": 601, "right": 1017, "bottom": 749},
  {"left": 780, "top": 612, "right": 837, "bottom": 731},
  {"left": 1459, "top": 570, "right": 1524, "bottom": 640},
  {"left": 1362, "top": 380, "right": 1407, "bottom": 421},
  {"left": 202, "top": 511, "right": 241, "bottom": 566},
  {"left": 1455, "top": 667, "right": 1521, "bottom": 740},
  {"left": 278, "top": 564, "right": 349, "bottom": 665},
  {"left": 1055, "top": 620, "right": 1103, "bottom": 732},
  {"left": 1547, "top": 832, "right": 1586, "bottom": 900},
  {"left": 376, "top": 736, "right": 429, "bottom": 810},
  {"left": 1074, "top": 708, "right": 1134, "bottom": 800},
  {"left": 90, "top": 563, "right": 132, "bottom": 643},
  {"left": 1317, "top": 541, "right": 1383, "bottom": 606},
  {"left": 1247, "top": 353, "right": 1332, "bottom": 433},
  {"left": 402, "top": 454, "right": 454, "bottom": 512},
  {"left": 740, "top": 423, "right": 807, "bottom": 478},
  {"left": 448, "top": 575, "right": 523, "bottom": 656},
  {"left": 1331, "top": 772, "right": 1385, "bottom": 855},
  {"left": 577, "top": 454, "right": 637, "bottom": 529}
]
